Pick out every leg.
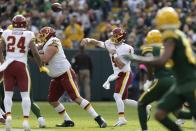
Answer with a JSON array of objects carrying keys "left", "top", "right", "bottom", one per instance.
[
  {"left": 62, "top": 69, "right": 106, "bottom": 128},
  {"left": 114, "top": 72, "right": 131, "bottom": 126},
  {"left": 155, "top": 89, "right": 183, "bottom": 131},
  {"left": 137, "top": 79, "right": 160, "bottom": 131},
  {"left": 48, "top": 79, "right": 74, "bottom": 127},
  {"left": 3, "top": 65, "right": 15, "bottom": 130},
  {"left": 16, "top": 65, "right": 31, "bottom": 131},
  {"left": 30, "top": 87, "right": 45, "bottom": 128},
  {"left": 183, "top": 91, "right": 196, "bottom": 130}
]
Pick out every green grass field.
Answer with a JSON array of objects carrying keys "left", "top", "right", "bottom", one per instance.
[{"left": 0, "top": 102, "right": 194, "bottom": 131}]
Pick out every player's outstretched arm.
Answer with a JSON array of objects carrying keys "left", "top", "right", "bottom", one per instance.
[
  {"left": 123, "top": 39, "right": 175, "bottom": 66},
  {"left": 29, "top": 39, "right": 43, "bottom": 67},
  {"left": 81, "top": 38, "right": 105, "bottom": 48}
]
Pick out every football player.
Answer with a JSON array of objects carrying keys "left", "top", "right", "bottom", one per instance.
[
  {"left": 81, "top": 27, "right": 151, "bottom": 126},
  {"left": 0, "top": 15, "right": 44, "bottom": 131},
  {"left": 1, "top": 24, "right": 46, "bottom": 128},
  {"left": 124, "top": 7, "right": 196, "bottom": 131},
  {"left": 37, "top": 26, "right": 107, "bottom": 128}
]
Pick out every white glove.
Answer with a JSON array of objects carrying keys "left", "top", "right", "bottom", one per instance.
[
  {"left": 102, "top": 74, "right": 119, "bottom": 90},
  {"left": 103, "top": 81, "right": 110, "bottom": 90},
  {"left": 143, "top": 80, "right": 152, "bottom": 92}
]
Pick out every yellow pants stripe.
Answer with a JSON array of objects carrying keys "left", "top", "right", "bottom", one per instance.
[
  {"left": 67, "top": 70, "right": 80, "bottom": 98},
  {"left": 119, "top": 72, "right": 130, "bottom": 95},
  {"left": 138, "top": 79, "right": 159, "bottom": 102},
  {"left": 25, "top": 66, "right": 31, "bottom": 93}
]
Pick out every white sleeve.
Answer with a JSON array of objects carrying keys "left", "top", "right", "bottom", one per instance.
[{"left": 97, "top": 41, "right": 106, "bottom": 48}]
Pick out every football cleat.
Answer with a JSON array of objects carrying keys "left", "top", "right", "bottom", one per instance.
[
  {"left": 38, "top": 117, "right": 46, "bottom": 128},
  {"left": 94, "top": 115, "right": 107, "bottom": 128},
  {"left": 146, "top": 104, "right": 152, "bottom": 121},
  {"left": 56, "top": 120, "right": 74, "bottom": 127},
  {"left": 23, "top": 120, "right": 31, "bottom": 131},
  {"left": 114, "top": 117, "right": 127, "bottom": 127},
  {"left": 175, "top": 119, "right": 185, "bottom": 126},
  {"left": 5, "top": 116, "right": 12, "bottom": 131}
]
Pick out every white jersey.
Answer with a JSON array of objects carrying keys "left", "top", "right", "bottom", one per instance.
[
  {"left": 2, "top": 28, "right": 35, "bottom": 65},
  {"left": 43, "top": 37, "right": 71, "bottom": 77},
  {"left": 103, "top": 39, "right": 134, "bottom": 75}
]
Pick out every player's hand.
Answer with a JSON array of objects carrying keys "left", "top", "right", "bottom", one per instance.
[
  {"left": 81, "top": 38, "right": 90, "bottom": 46},
  {"left": 103, "top": 81, "right": 110, "bottom": 90},
  {"left": 40, "top": 66, "right": 49, "bottom": 74},
  {"left": 143, "top": 80, "right": 152, "bottom": 92}
]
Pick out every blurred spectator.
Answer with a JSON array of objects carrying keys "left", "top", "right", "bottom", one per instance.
[
  {"left": 63, "top": 15, "right": 84, "bottom": 49},
  {"left": 71, "top": 46, "right": 93, "bottom": 101},
  {"left": 87, "top": 0, "right": 103, "bottom": 23},
  {"left": 78, "top": 7, "right": 91, "bottom": 37}
]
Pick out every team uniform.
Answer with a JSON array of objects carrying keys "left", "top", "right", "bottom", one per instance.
[
  {"left": 43, "top": 37, "right": 80, "bottom": 101},
  {"left": 41, "top": 31, "right": 106, "bottom": 128},
  {"left": 138, "top": 45, "right": 175, "bottom": 130},
  {"left": 97, "top": 39, "right": 151, "bottom": 126},
  {"left": 1, "top": 26, "right": 36, "bottom": 130},
  {"left": 158, "top": 30, "right": 196, "bottom": 114},
  {"left": 2, "top": 29, "right": 33, "bottom": 92},
  {"left": 104, "top": 39, "right": 133, "bottom": 100}
]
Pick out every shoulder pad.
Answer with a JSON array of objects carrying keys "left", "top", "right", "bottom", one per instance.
[{"left": 162, "top": 30, "right": 178, "bottom": 40}]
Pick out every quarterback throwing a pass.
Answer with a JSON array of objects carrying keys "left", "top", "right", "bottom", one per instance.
[
  {"left": 81, "top": 28, "right": 151, "bottom": 126},
  {"left": 37, "top": 26, "right": 107, "bottom": 128}
]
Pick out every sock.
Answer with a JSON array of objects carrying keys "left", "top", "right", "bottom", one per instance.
[
  {"left": 55, "top": 103, "right": 71, "bottom": 121},
  {"left": 124, "top": 99, "right": 138, "bottom": 108},
  {"left": 80, "top": 99, "right": 98, "bottom": 118},
  {"left": 113, "top": 93, "right": 125, "bottom": 118},
  {"left": 138, "top": 103, "right": 148, "bottom": 130},
  {"left": 176, "top": 111, "right": 192, "bottom": 119},
  {"left": 31, "top": 102, "right": 41, "bottom": 118},
  {"left": 4, "top": 91, "right": 13, "bottom": 116},
  {"left": 158, "top": 116, "right": 182, "bottom": 131},
  {"left": 21, "top": 92, "right": 31, "bottom": 117}
]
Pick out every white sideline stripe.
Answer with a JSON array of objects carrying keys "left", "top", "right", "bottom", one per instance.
[{"left": 0, "top": 128, "right": 55, "bottom": 131}]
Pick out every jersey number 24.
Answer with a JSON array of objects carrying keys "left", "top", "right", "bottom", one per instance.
[{"left": 7, "top": 36, "right": 26, "bottom": 53}]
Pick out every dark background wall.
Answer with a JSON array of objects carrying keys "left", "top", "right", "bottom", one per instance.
[{"left": 13, "top": 49, "right": 115, "bottom": 101}]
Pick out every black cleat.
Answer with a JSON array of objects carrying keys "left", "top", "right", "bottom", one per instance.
[
  {"left": 56, "top": 120, "right": 74, "bottom": 127},
  {"left": 94, "top": 115, "right": 107, "bottom": 128}
]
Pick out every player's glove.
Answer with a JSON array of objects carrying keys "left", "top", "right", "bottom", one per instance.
[
  {"left": 143, "top": 80, "right": 152, "bottom": 92},
  {"left": 103, "top": 81, "right": 110, "bottom": 90},
  {"left": 40, "top": 66, "right": 49, "bottom": 74}
]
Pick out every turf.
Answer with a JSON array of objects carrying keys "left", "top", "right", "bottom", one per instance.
[{"left": 0, "top": 102, "right": 194, "bottom": 131}]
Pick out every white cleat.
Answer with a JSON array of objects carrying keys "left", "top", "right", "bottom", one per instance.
[
  {"left": 5, "top": 116, "right": 12, "bottom": 131},
  {"left": 23, "top": 120, "right": 31, "bottom": 131},
  {"left": 176, "top": 119, "right": 185, "bottom": 126},
  {"left": 146, "top": 104, "right": 152, "bottom": 121},
  {"left": 114, "top": 117, "right": 127, "bottom": 127},
  {"left": 38, "top": 117, "right": 46, "bottom": 128}
]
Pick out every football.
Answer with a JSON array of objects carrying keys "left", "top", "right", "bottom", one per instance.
[{"left": 51, "top": 2, "right": 62, "bottom": 12}]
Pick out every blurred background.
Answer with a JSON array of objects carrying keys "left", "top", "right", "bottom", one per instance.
[{"left": 0, "top": 0, "right": 196, "bottom": 101}]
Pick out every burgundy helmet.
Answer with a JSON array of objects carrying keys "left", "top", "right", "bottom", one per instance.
[
  {"left": 12, "top": 15, "right": 27, "bottom": 28},
  {"left": 37, "top": 27, "right": 56, "bottom": 43},
  {"left": 110, "top": 27, "right": 126, "bottom": 44}
]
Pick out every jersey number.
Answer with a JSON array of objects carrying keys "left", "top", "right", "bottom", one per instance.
[{"left": 7, "top": 36, "right": 26, "bottom": 53}]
